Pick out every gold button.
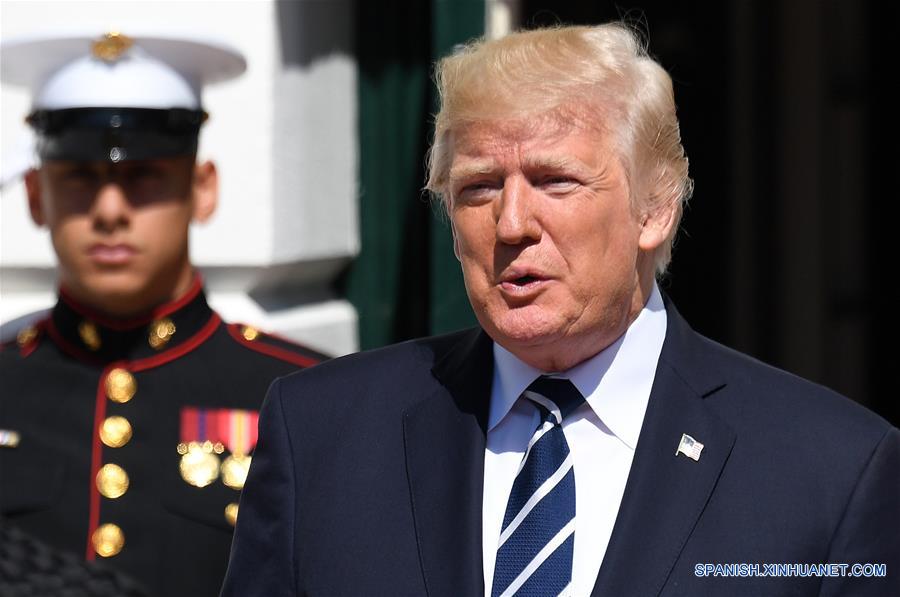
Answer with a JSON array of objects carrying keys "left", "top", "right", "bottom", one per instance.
[
  {"left": 105, "top": 368, "right": 136, "bottom": 403},
  {"left": 149, "top": 318, "right": 176, "bottom": 350},
  {"left": 92, "top": 523, "right": 124, "bottom": 557},
  {"left": 78, "top": 321, "right": 101, "bottom": 351},
  {"left": 241, "top": 325, "right": 259, "bottom": 341},
  {"left": 99, "top": 416, "right": 132, "bottom": 448},
  {"left": 224, "top": 502, "right": 239, "bottom": 526},
  {"left": 96, "top": 463, "right": 129, "bottom": 499},
  {"left": 16, "top": 325, "right": 38, "bottom": 347}
]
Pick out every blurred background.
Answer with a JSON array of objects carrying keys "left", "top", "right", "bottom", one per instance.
[{"left": 2, "top": 0, "right": 896, "bottom": 426}]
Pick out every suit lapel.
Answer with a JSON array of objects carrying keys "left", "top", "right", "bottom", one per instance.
[
  {"left": 592, "top": 301, "right": 737, "bottom": 596},
  {"left": 404, "top": 328, "right": 493, "bottom": 597}
]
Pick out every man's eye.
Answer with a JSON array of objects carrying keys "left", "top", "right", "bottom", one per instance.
[
  {"left": 540, "top": 176, "right": 578, "bottom": 188},
  {"left": 62, "top": 169, "right": 99, "bottom": 185},
  {"left": 455, "top": 181, "right": 499, "bottom": 202},
  {"left": 538, "top": 176, "right": 581, "bottom": 193},
  {"left": 128, "top": 166, "right": 163, "bottom": 180}
]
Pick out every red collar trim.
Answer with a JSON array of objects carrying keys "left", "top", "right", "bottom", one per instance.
[
  {"left": 47, "top": 311, "right": 222, "bottom": 370},
  {"left": 59, "top": 274, "right": 204, "bottom": 331},
  {"left": 225, "top": 323, "right": 322, "bottom": 368},
  {"left": 45, "top": 318, "right": 105, "bottom": 366},
  {"left": 130, "top": 314, "right": 221, "bottom": 372}
]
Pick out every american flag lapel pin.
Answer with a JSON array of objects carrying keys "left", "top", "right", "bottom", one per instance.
[
  {"left": 0, "top": 429, "right": 21, "bottom": 448},
  {"left": 676, "top": 433, "right": 704, "bottom": 461}
]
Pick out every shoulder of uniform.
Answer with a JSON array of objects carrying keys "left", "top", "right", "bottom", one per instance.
[
  {"left": 224, "top": 323, "right": 329, "bottom": 368},
  {"left": 0, "top": 321, "right": 46, "bottom": 358}
]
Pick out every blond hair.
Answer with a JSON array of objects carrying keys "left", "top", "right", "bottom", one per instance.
[{"left": 425, "top": 23, "right": 693, "bottom": 275}]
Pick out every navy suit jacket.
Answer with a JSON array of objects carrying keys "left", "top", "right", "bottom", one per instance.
[{"left": 221, "top": 301, "right": 899, "bottom": 596}]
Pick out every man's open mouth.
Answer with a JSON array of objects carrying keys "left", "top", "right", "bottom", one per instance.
[{"left": 512, "top": 275, "right": 538, "bottom": 286}]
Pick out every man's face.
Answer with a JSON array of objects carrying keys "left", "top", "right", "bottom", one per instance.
[
  {"left": 448, "top": 116, "right": 669, "bottom": 371},
  {"left": 25, "top": 157, "right": 217, "bottom": 316}
]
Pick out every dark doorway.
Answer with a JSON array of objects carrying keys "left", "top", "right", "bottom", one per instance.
[{"left": 519, "top": 1, "right": 895, "bottom": 424}]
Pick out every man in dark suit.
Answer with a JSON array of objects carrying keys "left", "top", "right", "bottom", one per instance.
[
  {"left": 0, "top": 30, "right": 327, "bottom": 596},
  {"left": 222, "top": 23, "right": 898, "bottom": 596}
]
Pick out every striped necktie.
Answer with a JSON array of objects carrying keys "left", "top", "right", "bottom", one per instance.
[{"left": 491, "top": 376, "right": 585, "bottom": 597}]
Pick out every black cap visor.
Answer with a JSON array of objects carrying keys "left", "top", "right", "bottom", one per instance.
[{"left": 27, "top": 107, "right": 205, "bottom": 162}]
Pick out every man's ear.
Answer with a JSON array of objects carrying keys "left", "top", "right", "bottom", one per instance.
[
  {"left": 191, "top": 160, "right": 219, "bottom": 223},
  {"left": 24, "top": 168, "right": 46, "bottom": 227},
  {"left": 638, "top": 197, "right": 679, "bottom": 252}
]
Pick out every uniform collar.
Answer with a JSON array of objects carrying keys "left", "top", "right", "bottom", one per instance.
[
  {"left": 489, "top": 283, "right": 667, "bottom": 450},
  {"left": 47, "top": 275, "right": 215, "bottom": 364}
]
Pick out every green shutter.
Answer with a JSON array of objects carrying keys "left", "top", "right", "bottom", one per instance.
[{"left": 347, "top": 1, "right": 484, "bottom": 349}]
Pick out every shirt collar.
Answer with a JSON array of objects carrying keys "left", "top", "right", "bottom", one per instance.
[{"left": 489, "top": 283, "right": 667, "bottom": 449}]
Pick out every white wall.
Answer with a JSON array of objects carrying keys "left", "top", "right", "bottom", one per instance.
[{"left": 0, "top": 0, "right": 358, "bottom": 356}]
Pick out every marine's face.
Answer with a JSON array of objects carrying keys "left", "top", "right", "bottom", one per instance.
[
  {"left": 25, "top": 157, "right": 217, "bottom": 316},
  {"left": 448, "top": 116, "right": 666, "bottom": 371}
]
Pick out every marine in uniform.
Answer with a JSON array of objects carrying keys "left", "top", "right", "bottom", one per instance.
[{"left": 0, "top": 31, "right": 328, "bottom": 596}]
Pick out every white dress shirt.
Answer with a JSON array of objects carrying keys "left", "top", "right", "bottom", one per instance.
[{"left": 483, "top": 284, "right": 667, "bottom": 596}]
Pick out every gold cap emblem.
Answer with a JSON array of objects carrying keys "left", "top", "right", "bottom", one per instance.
[
  {"left": 78, "top": 321, "right": 101, "bottom": 351},
  {"left": 105, "top": 368, "right": 136, "bottom": 403},
  {"left": 178, "top": 441, "right": 221, "bottom": 487},
  {"left": 92, "top": 523, "right": 125, "bottom": 557},
  {"left": 224, "top": 502, "right": 239, "bottom": 526},
  {"left": 96, "top": 463, "right": 129, "bottom": 499},
  {"left": 16, "top": 325, "right": 38, "bottom": 347},
  {"left": 241, "top": 325, "right": 259, "bottom": 342},
  {"left": 99, "top": 416, "right": 133, "bottom": 448},
  {"left": 221, "top": 453, "right": 252, "bottom": 490},
  {"left": 91, "top": 32, "right": 133, "bottom": 62},
  {"left": 149, "top": 318, "right": 176, "bottom": 350}
]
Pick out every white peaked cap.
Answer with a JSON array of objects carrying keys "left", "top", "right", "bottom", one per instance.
[{"left": 1, "top": 29, "right": 247, "bottom": 110}]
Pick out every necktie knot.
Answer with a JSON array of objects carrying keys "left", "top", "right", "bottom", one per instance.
[{"left": 523, "top": 376, "right": 585, "bottom": 424}]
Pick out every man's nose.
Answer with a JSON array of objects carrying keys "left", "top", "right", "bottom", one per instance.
[
  {"left": 90, "top": 182, "right": 131, "bottom": 231},
  {"left": 495, "top": 175, "right": 541, "bottom": 245}
]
